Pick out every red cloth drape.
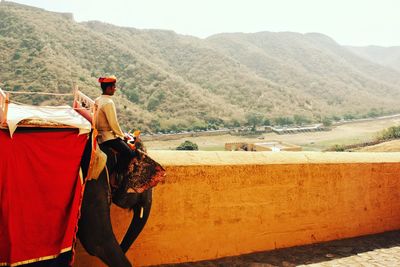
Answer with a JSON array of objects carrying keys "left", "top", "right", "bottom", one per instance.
[{"left": 0, "top": 129, "right": 87, "bottom": 266}]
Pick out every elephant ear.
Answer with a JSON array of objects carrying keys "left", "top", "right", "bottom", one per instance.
[{"left": 124, "top": 150, "right": 166, "bottom": 193}]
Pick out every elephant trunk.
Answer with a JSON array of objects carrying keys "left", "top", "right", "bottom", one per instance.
[{"left": 120, "top": 189, "right": 152, "bottom": 253}]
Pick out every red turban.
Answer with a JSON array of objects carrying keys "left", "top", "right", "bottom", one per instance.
[{"left": 98, "top": 75, "right": 117, "bottom": 83}]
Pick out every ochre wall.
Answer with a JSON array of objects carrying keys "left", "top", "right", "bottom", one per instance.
[{"left": 74, "top": 151, "right": 400, "bottom": 266}]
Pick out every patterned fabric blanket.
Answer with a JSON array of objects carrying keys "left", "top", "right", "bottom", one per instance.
[
  {"left": 125, "top": 150, "right": 166, "bottom": 193},
  {"left": 105, "top": 133, "right": 166, "bottom": 205}
]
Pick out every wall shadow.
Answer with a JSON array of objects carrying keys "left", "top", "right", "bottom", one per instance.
[{"left": 156, "top": 230, "right": 400, "bottom": 267}]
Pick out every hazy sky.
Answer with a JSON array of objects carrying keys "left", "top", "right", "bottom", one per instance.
[{"left": 10, "top": 0, "right": 400, "bottom": 46}]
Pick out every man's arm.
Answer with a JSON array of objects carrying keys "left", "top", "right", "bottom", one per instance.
[{"left": 102, "top": 102, "right": 125, "bottom": 139}]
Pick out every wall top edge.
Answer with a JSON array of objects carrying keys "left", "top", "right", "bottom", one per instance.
[{"left": 147, "top": 150, "right": 400, "bottom": 166}]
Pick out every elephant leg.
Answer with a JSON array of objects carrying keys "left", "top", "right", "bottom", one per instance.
[{"left": 78, "top": 172, "right": 132, "bottom": 267}]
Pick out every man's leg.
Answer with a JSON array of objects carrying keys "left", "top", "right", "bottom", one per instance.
[{"left": 101, "top": 138, "right": 135, "bottom": 174}]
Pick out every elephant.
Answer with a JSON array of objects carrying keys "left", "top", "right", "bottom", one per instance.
[
  {"left": 76, "top": 142, "right": 154, "bottom": 267},
  {"left": 77, "top": 166, "right": 152, "bottom": 267}
]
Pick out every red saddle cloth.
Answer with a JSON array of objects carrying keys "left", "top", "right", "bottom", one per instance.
[{"left": 0, "top": 129, "right": 87, "bottom": 266}]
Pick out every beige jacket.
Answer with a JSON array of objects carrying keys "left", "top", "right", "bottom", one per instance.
[{"left": 95, "top": 95, "right": 125, "bottom": 144}]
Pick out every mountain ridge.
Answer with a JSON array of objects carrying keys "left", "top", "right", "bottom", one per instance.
[{"left": 1, "top": 1, "right": 400, "bottom": 132}]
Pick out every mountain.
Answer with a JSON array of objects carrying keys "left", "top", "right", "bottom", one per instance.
[
  {"left": 346, "top": 45, "right": 400, "bottom": 72},
  {"left": 1, "top": 1, "right": 400, "bottom": 133},
  {"left": 206, "top": 32, "right": 400, "bottom": 116}
]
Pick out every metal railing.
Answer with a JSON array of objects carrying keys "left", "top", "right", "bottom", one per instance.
[{"left": 73, "top": 85, "right": 95, "bottom": 124}]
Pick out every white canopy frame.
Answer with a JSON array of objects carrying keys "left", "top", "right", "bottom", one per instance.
[{"left": 0, "top": 86, "right": 95, "bottom": 136}]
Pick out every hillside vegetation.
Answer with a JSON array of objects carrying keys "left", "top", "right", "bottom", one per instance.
[
  {"left": 347, "top": 45, "right": 400, "bottom": 72},
  {"left": 355, "top": 140, "right": 400, "bottom": 152},
  {"left": 1, "top": 2, "right": 400, "bottom": 133}
]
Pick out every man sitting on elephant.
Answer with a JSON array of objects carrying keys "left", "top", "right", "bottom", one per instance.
[{"left": 95, "top": 75, "right": 135, "bottom": 181}]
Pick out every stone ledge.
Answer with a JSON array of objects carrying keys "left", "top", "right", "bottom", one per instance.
[
  {"left": 148, "top": 150, "right": 400, "bottom": 165},
  {"left": 74, "top": 151, "right": 400, "bottom": 267}
]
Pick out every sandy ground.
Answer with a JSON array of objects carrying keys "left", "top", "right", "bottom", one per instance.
[{"left": 146, "top": 117, "right": 400, "bottom": 151}]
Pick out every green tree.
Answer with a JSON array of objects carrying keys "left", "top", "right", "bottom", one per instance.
[
  {"left": 378, "top": 126, "right": 400, "bottom": 141},
  {"left": 343, "top": 113, "right": 355, "bottom": 120},
  {"left": 226, "top": 118, "right": 241, "bottom": 128},
  {"left": 206, "top": 117, "right": 224, "bottom": 130},
  {"left": 125, "top": 87, "right": 140, "bottom": 103},
  {"left": 263, "top": 118, "right": 271, "bottom": 126},
  {"left": 192, "top": 120, "right": 208, "bottom": 131},
  {"left": 176, "top": 140, "right": 199, "bottom": 150},
  {"left": 13, "top": 52, "right": 21, "bottom": 60},
  {"left": 149, "top": 119, "right": 161, "bottom": 132},
  {"left": 147, "top": 90, "right": 165, "bottom": 111},
  {"left": 274, "top": 116, "right": 294, "bottom": 126},
  {"left": 293, "top": 114, "right": 310, "bottom": 125},
  {"left": 330, "top": 144, "right": 346, "bottom": 152},
  {"left": 246, "top": 112, "right": 264, "bottom": 129},
  {"left": 367, "top": 108, "right": 380, "bottom": 118},
  {"left": 322, "top": 117, "right": 332, "bottom": 127}
]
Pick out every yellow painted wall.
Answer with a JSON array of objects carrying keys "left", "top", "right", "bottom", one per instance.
[{"left": 74, "top": 151, "right": 400, "bottom": 266}]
